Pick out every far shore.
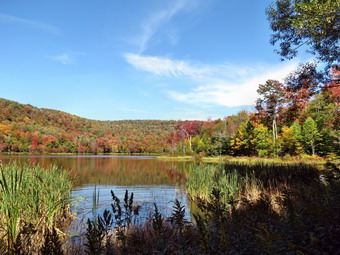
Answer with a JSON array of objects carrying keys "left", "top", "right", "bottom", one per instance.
[
  {"left": 0, "top": 152, "right": 329, "bottom": 166},
  {"left": 156, "top": 155, "right": 328, "bottom": 165}
]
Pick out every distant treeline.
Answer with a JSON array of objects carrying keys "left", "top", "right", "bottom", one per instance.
[
  {"left": 0, "top": 99, "right": 177, "bottom": 153},
  {"left": 0, "top": 65, "right": 339, "bottom": 156}
]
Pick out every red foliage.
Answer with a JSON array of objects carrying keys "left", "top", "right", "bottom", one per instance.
[{"left": 323, "top": 65, "right": 340, "bottom": 105}]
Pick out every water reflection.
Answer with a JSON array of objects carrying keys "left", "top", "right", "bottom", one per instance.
[{"left": 0, "top": 155, "right": 193, "bottom": 224}]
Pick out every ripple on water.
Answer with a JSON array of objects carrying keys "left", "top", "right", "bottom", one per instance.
[{"left": 70, "top": 184, "right": 190, "bottom": 235}]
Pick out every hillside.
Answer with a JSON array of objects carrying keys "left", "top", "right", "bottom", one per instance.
[{"left": 0, "top": 98, "right": 178, "bottom": 153}]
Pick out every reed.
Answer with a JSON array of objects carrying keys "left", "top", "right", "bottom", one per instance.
[
  {"left": 186, "top": 161, "right": 320, "bottom": 207},
  {"left": 0, "top": 162, "right": 72, "bottom": 253}
]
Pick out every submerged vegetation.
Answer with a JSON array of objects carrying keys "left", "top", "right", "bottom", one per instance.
[{"left": 0, "top": 162, "right": 72, "bottom": 254}]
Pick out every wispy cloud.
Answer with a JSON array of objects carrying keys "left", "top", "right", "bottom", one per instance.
[
  {"left": 0, "top": 13, "right": 61, "bottom": 35},
  {"left": 124, "top": 53, "right": 210, "bottom": 78},
  {"left": 131, "top": 0, "right": 198, "bottom": 53},
  {"left": 125, "top": 53, "right": 298, "bottom": 107},
  {"left": 49, "top": 52, "right": 85, "bottom": 65},
  {"left": 166, "top": 63, "right": 297, "bottom": 107}
]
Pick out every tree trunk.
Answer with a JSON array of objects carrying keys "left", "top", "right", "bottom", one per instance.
[{"left": 272, "top": 117, "right": 278, "bottom": 155}]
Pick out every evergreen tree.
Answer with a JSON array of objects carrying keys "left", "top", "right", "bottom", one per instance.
[
  {"left": 253, "top": 124, "right": 272, "bottom": 157},
  {"left": 291, "top": 120, "right": 304, "bottom": 155},
  {"left": 302, "top": 117, "right": 320, "bottom": 155}
]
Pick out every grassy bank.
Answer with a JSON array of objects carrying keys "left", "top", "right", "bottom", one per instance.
[
  {"left": 157, "top": 155, "right": 194, "bottom": 161},
  {"left": 0, "top": 162, "right": 72, "bottom": 254},
  {"left": 157, "top": 155, "right": 327, "bottom": 165}
]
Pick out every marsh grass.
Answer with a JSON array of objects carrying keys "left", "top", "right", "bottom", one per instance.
[
  {"left": 71, "top": 167, "right": 339, "bottom": 255},
  {"left": 0, "top": 162, "right": 72, "bottom": 254},
  {"left": 186, "top": 162, "right": 320, "bottom": 209},
  {"left": 157, "top": 155, "right": 193, "bottom": 161}
]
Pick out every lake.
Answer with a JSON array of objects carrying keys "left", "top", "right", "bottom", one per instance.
[{"left": 0, "top": 155, "right": 194, "bottom": 233}]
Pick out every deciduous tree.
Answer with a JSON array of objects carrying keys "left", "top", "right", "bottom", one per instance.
[{"left": 266, "top": 0, "right": 339, "bottom": 70}]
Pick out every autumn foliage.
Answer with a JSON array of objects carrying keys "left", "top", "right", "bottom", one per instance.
[{"left": 0, "top": 99, "right": 178, "bottom": 154}]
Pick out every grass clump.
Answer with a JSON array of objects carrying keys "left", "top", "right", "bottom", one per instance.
[
  {"left": 0, "top": 162, "right": 72, "bottom": 254},
  {"left": 187, "top": 164, "right": 242, "bottom": 204},
  {"left": 186, "top": 162, "right": 320, "bottom": 210}
]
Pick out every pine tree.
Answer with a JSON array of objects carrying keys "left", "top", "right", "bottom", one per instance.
[{"left": 302, "top": 117, "right": 320, "bottom": 156}]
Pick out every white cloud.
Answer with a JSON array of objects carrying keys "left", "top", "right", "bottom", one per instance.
[
  {"left": 131, "top": 0, "right": 197, "bottom": 53},
  {"left": 0, "top": 13, "right": 61, "bottom": 35},
  {"left": 124, "top": 53, "right": 210, "bottom": 78},
  {"left": 166, "top": 63, "right": 298, "bottom": 107},
  {"left": 49, "top": 52, "right": 85, "bottom": 65},
  {"left": 124, "top": 53, "right": 298, "bottom": 107}
]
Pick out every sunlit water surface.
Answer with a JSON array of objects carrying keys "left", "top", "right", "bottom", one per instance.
[{"left": 0, "top": 155, "right": 193, "bottom": 234}]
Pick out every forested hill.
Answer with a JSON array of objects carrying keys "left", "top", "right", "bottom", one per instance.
[{"left": 0, "top": 98, "right": 179, "bottom": 153}]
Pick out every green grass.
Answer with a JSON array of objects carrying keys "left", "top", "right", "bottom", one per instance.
[
  {"left": 201, "top": 157, "right": 225, "bottom": 163},
  {"left": 224, "top": 156, "right": 326, "bottom": 166},
  {"left": 157, "top": 155, "right": 327, "bottom": 166},
  {"left": 156, "top": 155, "right": 193, "bottom": 161},
  {"left": 186, "top": 164, "right": 255, "bottom": 204},
  {"left": 0, "top": 162, "right": 72, "bottom": 253},
  {"left": 186, "top": 161, "right": 320, "bottom": 205}
]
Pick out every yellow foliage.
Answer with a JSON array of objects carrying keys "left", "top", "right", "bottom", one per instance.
[{"left": 0, "top": 124, "right": 11, "bottom": 135}]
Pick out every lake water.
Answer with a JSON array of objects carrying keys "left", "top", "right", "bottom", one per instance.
[{"left": 0, "top": 155, "right": 194, "bottom": 232}]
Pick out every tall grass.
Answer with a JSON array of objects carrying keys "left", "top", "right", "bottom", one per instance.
[
  {"left": 186, "top": 162, "right": 320, "bottom": 207},
  {"left": 0, "top": 162, "right": 72, "bottom": 253},
  {"left": 186, "top": 164, "right": 242, "bottom": 204}
]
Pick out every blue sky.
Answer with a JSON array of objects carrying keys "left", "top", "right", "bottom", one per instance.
[{"left": 0, "top": 0, "right": 304, "bottom": 120}]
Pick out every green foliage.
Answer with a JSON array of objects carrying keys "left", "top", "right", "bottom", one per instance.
[
  {"left": 187, "top": 161, "right": 319, "bottom": 207},
  {"left": 280, "top": 121, "right": 304, "bottom": 155},
  {"left": 191, "top": 136, "right": 208, "bottom": 154},
  {"left": 302, "top": 117, "right": 321, "bottom": 155},
  {"left": 0, "top": 162, "right": 71, "bottom": 254},
  {"left": 187, "top": 164, "right": 241, "bottom": 204},
  {"left": 305, "top": 93, "right": 339, "bottom": 155},
  {"left": 255, "top": 80, "right": 285, "bottom": 128},
  {"left": 253, "top": 124, "right": 272, "bottom": 157},
  {"left": 266, "top": 0, "right": 339, "bottom": 69}
]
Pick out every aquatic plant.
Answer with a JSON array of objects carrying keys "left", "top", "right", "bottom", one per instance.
[
  {"left": 0, "top": 162, "right": 72, "bottom": 254},
  {"left": 186, "top": 162, "right": 320, "bottom": 207}
]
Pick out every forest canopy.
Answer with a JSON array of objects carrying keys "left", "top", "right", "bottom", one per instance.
[{"left": 266, "top": 0, "right": 340, "bottom": 70}]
